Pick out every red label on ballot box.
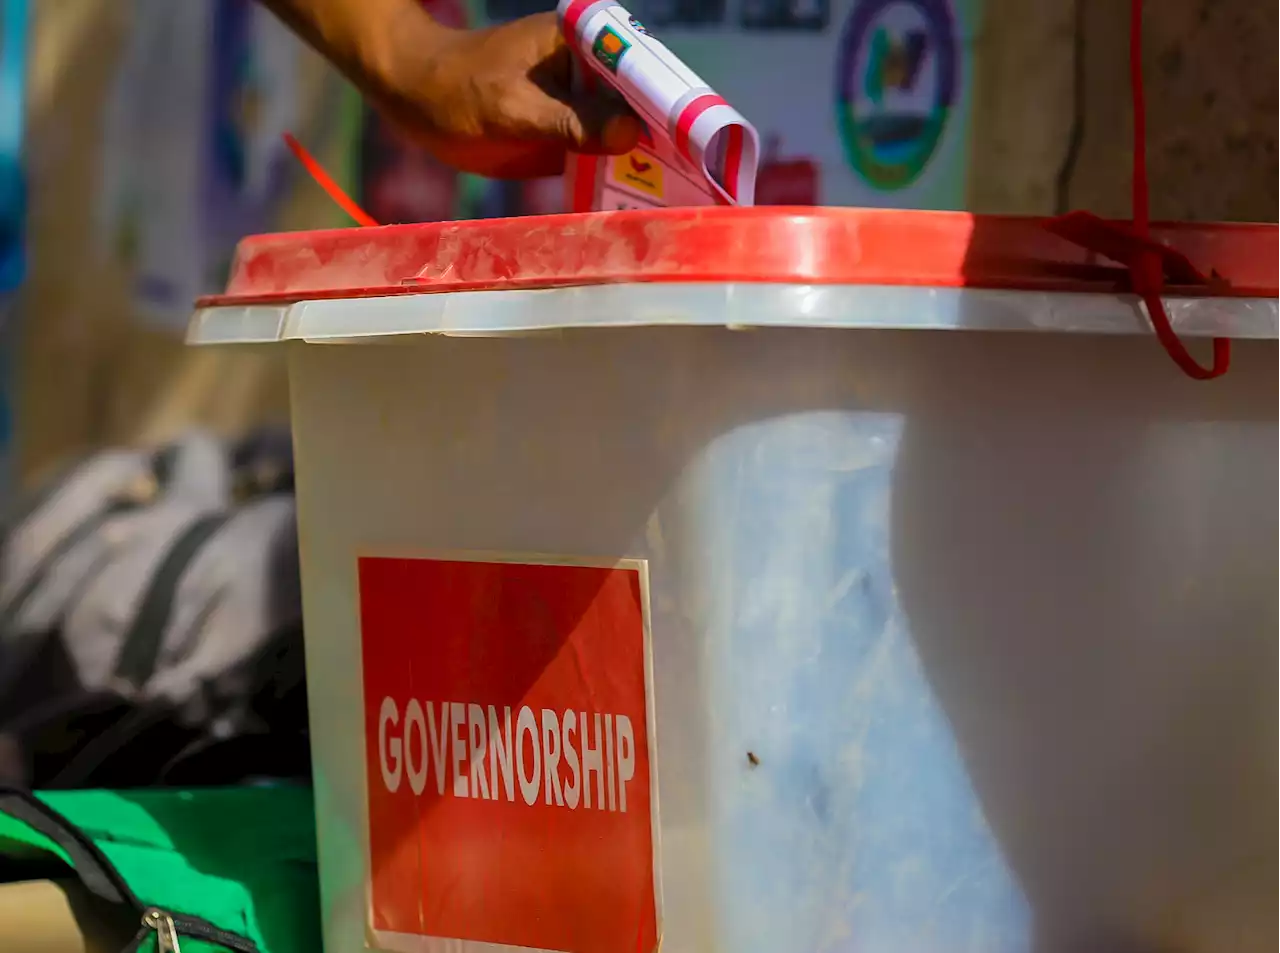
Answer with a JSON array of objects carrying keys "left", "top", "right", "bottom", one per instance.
[{"left": 360, "top": 555, "right": 659, "bottom": 953}]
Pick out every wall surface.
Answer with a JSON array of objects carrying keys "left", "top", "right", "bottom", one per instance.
[{"left": 969, "top": 0, "right": 1278, "bottom": 220}]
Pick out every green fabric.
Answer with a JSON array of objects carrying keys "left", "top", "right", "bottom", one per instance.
[{"left": 0, "top": 786, "right": 321, "bottom": 953}]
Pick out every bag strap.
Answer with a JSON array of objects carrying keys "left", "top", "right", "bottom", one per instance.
[
  {"left": 0, "top": 689, "right": 130, "bottom": 786},
  {"left": 0, "top": 785, "right": 137, "bottom": 906},
  {"left": 0, "top": 459, "right": 157, "bottom": 625},
  {"left": 0, "top": 451, "right": 165, "bottom": 709},
  {"left": 45, "top": 700, "right": 197, "bottom": 790},
  {"left": 0, "top": 785, "right": 260, "bottom": 952},
  {"left": 114, "top": 511, "right": 232, "bottom": 688},
  {"left": 0, "top": 498, "right": 139, "bottom": 724},
  {"left": 159, "top": 728, "right": 312, "bottom": 788},
  {"left": 43, "top": 513, "right": 232, "bottom": 787},
  {"left": 0, "top": 495, "right": 139, "bottom": 633}
]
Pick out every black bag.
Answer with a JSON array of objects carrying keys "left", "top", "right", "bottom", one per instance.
[
  {"left": 0, "top": 431, "right": 232, "bottom": 724},
  {"left": 0, "top": 428, "right": 308, "bottom": 789}
]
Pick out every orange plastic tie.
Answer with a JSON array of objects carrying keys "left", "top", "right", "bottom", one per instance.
[
  {"left": 1047, "top": 0, "right": 1230, "bottom": 380},
  {"left": 283, "top": 132, "right": 380, "bottom": 228}
]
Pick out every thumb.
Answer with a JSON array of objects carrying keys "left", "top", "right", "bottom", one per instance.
[{"left": 524, "top": 90, "right": 643, "bottom": 155}]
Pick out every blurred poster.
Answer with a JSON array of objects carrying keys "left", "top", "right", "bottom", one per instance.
[
  {"left": 832, "top": 0, "right": 973, "bottom": 208},
  {"left": 646, "top": 0, "right": 979, "bottom": 210},
  {"left": 0, "top": 0, "right": 27, "bottom": 294},
  {"left": 467, "top": 0, "right": 978, "bottom": 215},
  {"left": 520, "top": 176, "right": 567, "bottom": 216},
  {"left": 204, "top": 0, "right": 301, "bottom": 289},
  {"left": 100, "top": 0, "right": 300, "bottom": 329},
  {"left": 757, "top": 135, "right": 819, "bottom": 205},
  {"left": 359, "top": 0, "right": 468, "bottom": 225},
  {"left": 0, "top": 0, "right": 26, "bottom": 504},
  {"left": 740, "top": 0, "right": 828, "bottom": 32},
  {"left": 361, "top": 119, "right": 461, "bottom": 225},
  {"left": 635, "top": 0, "right": 726, "bottom": 28},
  {"left": 100, "top": 0, "right": 210, "bottom": 324},
  {"left": 485, "top": 0, "right": 556, "bottom": 20}
]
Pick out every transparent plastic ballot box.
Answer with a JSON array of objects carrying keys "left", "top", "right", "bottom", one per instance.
[{"left": 189, "top": 207, "right": 1278, "bottom": 953}]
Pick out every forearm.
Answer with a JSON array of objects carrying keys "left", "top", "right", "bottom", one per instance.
[
  {"left": 257, "top": 0, "right": 450, "bottom": 103},
  {"left": 255, "top": 2, "right": 636, "bottom": 178}
]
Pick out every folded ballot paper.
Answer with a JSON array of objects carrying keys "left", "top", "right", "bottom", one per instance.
[{"left": 557, "top": 0, "right": 759, "bottom": 211}]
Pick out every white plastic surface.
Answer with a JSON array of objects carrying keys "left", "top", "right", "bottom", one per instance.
[
  {"left": 271, "top": 287, "right": 1277, "bottom": 953},
  {"left": 188, "top": 282, "right": 1280, "bottom": 345}
]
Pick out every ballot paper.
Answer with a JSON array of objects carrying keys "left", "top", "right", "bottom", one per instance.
[{"left": 557, "top": 0, "right": 759, "bottom": 211}]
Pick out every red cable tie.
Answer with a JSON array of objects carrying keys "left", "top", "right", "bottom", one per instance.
[
  {"left": 1043, "top": 210, "right": 1209, "bottom": 287},
  {"left": 283, "top": 132, "right": 380, "bottom": 228},
  {"left": 1134, "top": 253, "right": 1232, "bottom": 379},
  {"left": 1046, "top": 0, "right": 1230, "bottom": 380}
]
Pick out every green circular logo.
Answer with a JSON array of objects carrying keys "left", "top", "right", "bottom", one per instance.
[{"left": 835, "top": 0, "right": 958, "bottom": 191}]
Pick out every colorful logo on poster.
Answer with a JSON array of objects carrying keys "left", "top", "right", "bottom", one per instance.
[
  {"left": 592, "top": 25, "right": 630, "bottom": 73},
  {"left": 835, "top": 0, "right": 957, "bottom": 190},
  {"left": 610, "top": 150, "right": 664, "bottom": 199}
]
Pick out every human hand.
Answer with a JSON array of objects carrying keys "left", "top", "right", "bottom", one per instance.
[{"left": 374, "top": 11, "right": 642, "bottom": 179}]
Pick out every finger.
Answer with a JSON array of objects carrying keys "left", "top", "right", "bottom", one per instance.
[
  {"left": 515, "top": 16, "right": 641, "bottom": 155},
  {"left": 515, "top": 88, "right": 643, "bottom": 155},
  {"left": 571, "top": 99, "right": 643, "bottom": 155}
]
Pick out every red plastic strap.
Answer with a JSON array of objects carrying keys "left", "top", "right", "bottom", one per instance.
[
  {"left": 283, "top": 133, "right": 380, "bottom": 228},
  {"left": 1046, "top": 0, "right": 1230, "bottom": 380}
]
